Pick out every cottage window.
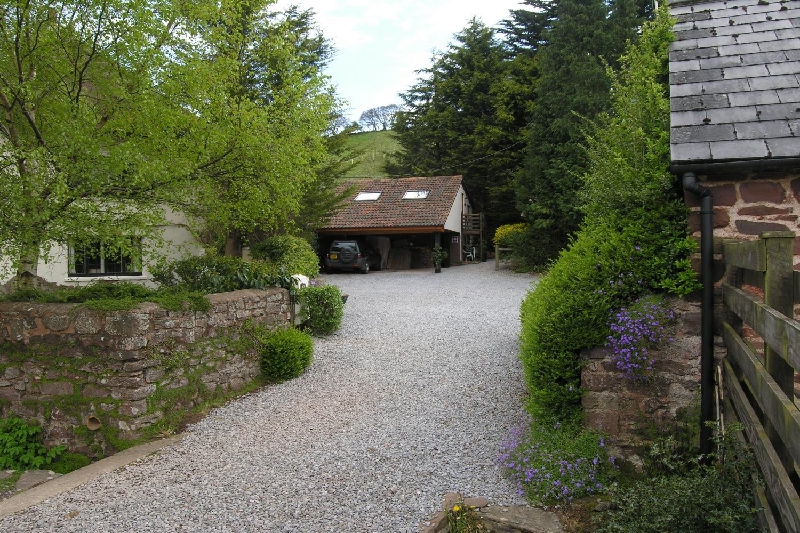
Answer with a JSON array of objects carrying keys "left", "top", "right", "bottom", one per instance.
[
  {"left": 69, "top": 240, "right": 142, "bottom": 276},
  {"left": 403, "top": 190, "right": 429, "bottom": 199},
  {"left": 355, "top": 192, "right": 381, "bottom": 201}
]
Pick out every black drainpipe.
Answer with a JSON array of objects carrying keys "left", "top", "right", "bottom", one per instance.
[{"left": 681, "top": 172, "right": 715, "bottom": 456}]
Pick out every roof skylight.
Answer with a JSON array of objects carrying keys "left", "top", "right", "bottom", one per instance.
[
  {"left": 355, "top": 192, "right": 381, "bottom": 201},
  {"left": 403, "top": 190, "right": 429, "bottom": 199}
]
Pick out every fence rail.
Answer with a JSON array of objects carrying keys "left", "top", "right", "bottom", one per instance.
[{"left": 722, "top": 231, "right": 800, "bottom": 533}]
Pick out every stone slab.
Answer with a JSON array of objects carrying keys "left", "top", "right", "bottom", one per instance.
[{"left": 478, "top": 505, "right": 564, "bottom": 533}]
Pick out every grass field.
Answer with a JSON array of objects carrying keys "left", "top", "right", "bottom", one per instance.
[{"left": 343, "top": 130, "right": 400, "bottom": 178}]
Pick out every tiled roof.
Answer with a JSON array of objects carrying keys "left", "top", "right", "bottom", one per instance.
[
  {"left": 321, "top": 176, "right": 463, "bottom": 231},
  {"left": 669, "top": 0, "right": 800, "bottom": 166}
]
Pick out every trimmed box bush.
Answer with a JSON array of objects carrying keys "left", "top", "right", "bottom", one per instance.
[{"left": 258, "top": 327, "right": 314, "bottom": 381}]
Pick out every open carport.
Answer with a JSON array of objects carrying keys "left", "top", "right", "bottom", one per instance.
[{"left": 317, "top": 175, "right": 481, "bottom": 269}]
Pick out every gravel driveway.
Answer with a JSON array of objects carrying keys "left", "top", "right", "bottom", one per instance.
[{"left": 1, "top": 261, "right": 536, "bottom": 532}]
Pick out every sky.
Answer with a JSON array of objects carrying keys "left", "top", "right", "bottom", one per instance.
[{"left": 272, "top": 0, "right": 528, "bottom": 123}]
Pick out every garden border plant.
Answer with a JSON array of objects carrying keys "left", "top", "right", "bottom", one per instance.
[
  {"left": 504, "top": 10, "right": 745, "bottom": 531},
  {"left": 518, "top": 6, "right": 697, "bottom": 424},
  {"left": 296, "top": 284, "right": 344, "bottom": 336}
]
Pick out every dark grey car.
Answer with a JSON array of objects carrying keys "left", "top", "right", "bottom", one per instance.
[{"left": 324, "top": 239, "right": 380, "bottom": 273}]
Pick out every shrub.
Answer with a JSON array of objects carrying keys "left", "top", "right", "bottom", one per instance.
[
  {"left": 152, "top": 255, "right": 291, "bottom": 293},
  {"left": 0, "top": 417, "right": 64, "bottom": 470},
  {"left": 249, "top": 235, "right": 320, "bottom": 278},
  {"left": 600, "top": 426, "right": 761, "bottom": 533},
  {"left": 606, "top": 294, "right": 675, "bottom": 380},
  {"left": 493, "top": 223, "right": 528, "bottom": 248},
  {"left": 297, "top": 285, "right": 344, "bottom": 336},
  {"left": 49, "top": 452, "right": 91, "bottom": 474},
  {"left": 518, "top": 9, "right": 698, "bottom": 422},
  {"left": 431, "top": 245, "right": 448, "bottom": 267},
  {"left": 257, "top": 327, "right": 314, "bottom": 381},
  {"left": 1, "top": 282, "right": 209, "bottom": 312},
  {"left": 498, "top": 417, "right": 614, "bottom": 505}
]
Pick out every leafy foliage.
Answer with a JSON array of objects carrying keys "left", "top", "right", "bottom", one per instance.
[
  {"left": 0, "top": 0, "right": 340, "bottom": 280},
  {"left": 447, "top": 500, "right": 489, "bottom": 532},
  {"left": 0, "top": 417, "right": 64, "bottom": 470},
  {"left": 249, "top": 235, "right": 320, "bottom": 278},
  {"left": 492, "top": 223, "right": 529, "bottom": 248},
  {"left": 1, "top": 282, "right": 210, "bottom": 312},
  {"left": 0, "top": 0, "right": 193, "bottom": 280},
  {"left": 519, "top": 8, "right": 698, "bottom": 422},
  {"left": 151, "top": 255, "right": 292, "bottom": 294},
  {"left": 498, "top": 417, "right": 614, "bottom": 505},
  {"left": 600, "top": 427, "right": 762, "bottom": 533},
  {"left": 431, "top": 246, "right": 449, "bottom": 267},
  {"left": 297, "top": 285, "right": 344, "bottom": 336},
  {"left": 514, "top": 0, "right": 650, "bottom": 268},
  {"left": 256, "top": 327, "right": 314, "bottom": 381}
]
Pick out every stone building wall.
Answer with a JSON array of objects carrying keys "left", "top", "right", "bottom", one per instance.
[
  {"left": 581, "top": 298, "right": 720, "bottom": 467},
  {"left": 683, "top": 170, "right": 800, "bottom": 266},
  {"left": 0, "top": 288, "right": 290, "bottom": 456}
]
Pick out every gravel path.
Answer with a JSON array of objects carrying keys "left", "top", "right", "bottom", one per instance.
[{"left": 1, "top": 261, "right": 536, "bottom": 532}]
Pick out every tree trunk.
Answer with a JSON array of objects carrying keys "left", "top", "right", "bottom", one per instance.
[
  {"left": 15, "top": 243, "right": 41, "bottom": 288},
  {"left": 224, "top": 231, "right": 242, "bottom": 257}
]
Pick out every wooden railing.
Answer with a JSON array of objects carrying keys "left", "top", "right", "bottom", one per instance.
[
  {"left": 461, "top": 213, "right": 483, "bottom": 235},
  {"left": 722, "top": 231, "right": 800, "bottom": 533}
]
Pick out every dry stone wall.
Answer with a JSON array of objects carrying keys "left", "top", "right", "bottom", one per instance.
[
  {"left": 0, "top": 288, "right": 290, "bottom": 456},
  {"left": 581, "top": 298, "right": 721, "bottom": 468}
]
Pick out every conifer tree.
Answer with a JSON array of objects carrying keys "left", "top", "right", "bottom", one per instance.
[
  {"left": 514, "top": 0, "right": 649, "bottom": 267},
  {"left": 389, "top": 19, "right": 525, "bottom": 235}
]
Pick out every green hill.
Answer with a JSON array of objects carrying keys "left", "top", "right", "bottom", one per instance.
[{"left": 343, "top": 130, "right": 400, "bottom": 178}]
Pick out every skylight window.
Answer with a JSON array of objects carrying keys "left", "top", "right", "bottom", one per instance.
[
  {"left": 355, "top": 192, "right": 381, "bottom": 201},
  {"left": 403, "top": 190, "right": 429, "bottom": 199}
]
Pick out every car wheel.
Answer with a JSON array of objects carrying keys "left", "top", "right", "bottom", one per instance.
[{"left": 361, "top": 261, "right": 370, "bottom": 274}]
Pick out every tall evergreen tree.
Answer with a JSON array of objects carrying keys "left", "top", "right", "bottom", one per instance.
[
  {"left": 389, "top": 19, "right": 526, "bottom": 235},
  {"left": 514, "top": 0, "right": 648, "bottom": 267}
]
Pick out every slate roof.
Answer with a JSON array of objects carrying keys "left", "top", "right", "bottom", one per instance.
[
  {"left": 669, "top": 0, "right": 800, "bottom": 167},
  {"left": 320, "top": 176, "right": 464, "bottom": 232}
]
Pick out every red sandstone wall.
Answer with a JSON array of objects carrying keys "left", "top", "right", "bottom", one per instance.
[
  {"left": 684, "top": 171, "right": 800, "bottom": 266},
  {"left": 581, "top": 298, "right": 712, "bottom": 468}
]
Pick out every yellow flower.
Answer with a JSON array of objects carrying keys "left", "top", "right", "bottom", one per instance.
[{"left": 452, "top": 505, "right": 461, "bottom": 513}]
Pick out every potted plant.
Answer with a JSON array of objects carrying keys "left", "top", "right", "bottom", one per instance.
[{"left": 431, "top": 245, "right": 448, "bottom": 273}]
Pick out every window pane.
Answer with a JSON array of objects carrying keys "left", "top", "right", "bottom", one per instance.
[
  {"left": 403, "top": 190, "right": 429, "bottom": 199},
  {"left": 355, "top": 192, "right": 381, "bottom": 201}
]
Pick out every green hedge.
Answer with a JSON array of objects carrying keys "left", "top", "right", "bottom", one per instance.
[
  {"left": 518, "top": 9, "right": 698, "bottom": 423},
  {"left": 151, "top": 255, "right": 293, "bottom": 293},
  {"left": 297, "top": 285, "right": 344, "bottom": 336},
  {"left": 249, "top": 235, "right": 320, "bottom": 279}
]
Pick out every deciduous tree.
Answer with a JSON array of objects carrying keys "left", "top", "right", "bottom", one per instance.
[{"left": 0, "top": 0, "right": 196, "bottom": 281}]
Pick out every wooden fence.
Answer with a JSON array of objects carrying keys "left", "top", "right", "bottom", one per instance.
[{"left": 722, "top": 231, "right": 800, "bottom": 532}]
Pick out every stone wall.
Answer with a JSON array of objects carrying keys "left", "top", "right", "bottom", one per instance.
[
  {"left": 0, "top": 288, "right": 290, "bottom": 456},
  {"left": 683, "top": 170, "right": 800, "bottom": 266},
  {"left": 581, "top": 298, "right": 721, "bottom": 467}
]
